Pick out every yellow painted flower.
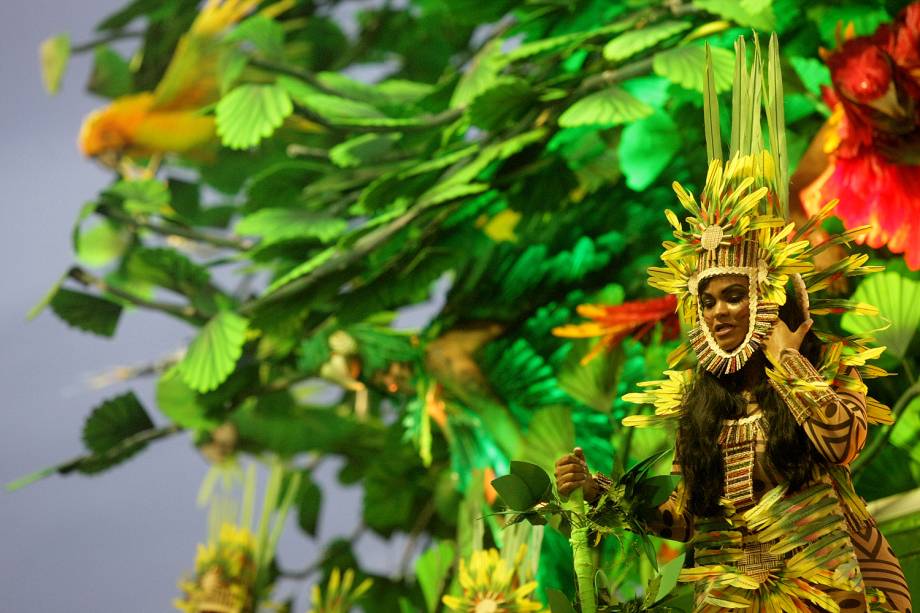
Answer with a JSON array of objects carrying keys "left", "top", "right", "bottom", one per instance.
[{"left": 442, "top": 546, "right": 546, "bottom": 613}]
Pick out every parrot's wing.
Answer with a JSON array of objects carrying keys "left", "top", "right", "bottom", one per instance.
[{"left": 151, "top": 0, "right": 261, "bottom": 111}]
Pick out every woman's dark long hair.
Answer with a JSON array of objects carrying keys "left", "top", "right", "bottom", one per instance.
[{"left": 677, "top": 285, "right": 825, "bottom": 517}]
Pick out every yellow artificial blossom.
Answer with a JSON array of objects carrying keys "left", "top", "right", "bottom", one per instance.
[
  {"left": 308, "top": 568, "right": 373, "bottom": 613},
  {"left": 442, "top": 546, "right": 546, "bottom": 613},
  {"left": 174, "top": 524, "right": 259, "bottom": 613}
]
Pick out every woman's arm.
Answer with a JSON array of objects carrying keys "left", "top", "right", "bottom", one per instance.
[{"left": 769, "top": 348, "right": 868, "bottom": 465}]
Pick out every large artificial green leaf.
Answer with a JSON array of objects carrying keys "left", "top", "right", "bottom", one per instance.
[
  {"left": 558, "top": 343, "right": 622, "bottom": 413},
  {"left": 88, "top": 45, "right": 133, "bottom": 98},
  {"left": 558, "top": 86, "right": 653, "bottom": 128},
  {"left": 840, "top": 272, "right": 920, "bottom": 360},
  {"left": 39, "top": 33, "right": 70, "bottom": 94},
  {"left": 216, "top": 83, "right": 293, "bottom": 150},
  {"left": 50, "top": 288, "right": 123, "bottom": 337},
  {"left": 82, "top": 392, "right": 154, "bottom": 456},
  {"left": 653, "top": 45, "right": 734, "bottom": 93},
  {"left": 617, "top": 110, "right": 680, "bottom": 191},
  {"left": 603, "top": 20, "right": 691, "bottom": 63},
  {"left": 694, "top": 0, "right": 776, "bottom": 30},
  {"left": 126, "top": 247, "right": 211, "bottom": 295},
  {"left": 177, "top": 311, "right": 249, "bottom": 392},
  {"left": 236, "top": 209, "right": 347, "bottom": 245},
  {"left": 517, "top": 407, "right": 575, "bottom": 477},
  {"left": 889, "top": 397, "right": 920, "bottom": 480}
]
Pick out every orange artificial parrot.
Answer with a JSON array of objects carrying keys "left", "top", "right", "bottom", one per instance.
[{"left": 78, "top": 0, "right": 287, "bottom": 164}]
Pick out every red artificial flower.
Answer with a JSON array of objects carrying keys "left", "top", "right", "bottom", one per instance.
[
  {"left": 552, "top": 294, "right": 680, "bottom": 364},
  {"left": 802, "top": 2, "right": 920, "bottom": 269}
]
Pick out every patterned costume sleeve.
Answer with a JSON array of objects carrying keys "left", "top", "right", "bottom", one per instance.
[{"left": 768, "top": 348, "right": 868, "bottom": 465}]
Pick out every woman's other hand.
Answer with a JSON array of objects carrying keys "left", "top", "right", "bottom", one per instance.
[{"left": 554, "top": 447, "right": 599, "bottom": 503}]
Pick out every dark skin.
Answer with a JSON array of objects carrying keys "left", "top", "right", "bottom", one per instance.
[{"left": 555, "top": 274, "right": 812, "bottom": 501}]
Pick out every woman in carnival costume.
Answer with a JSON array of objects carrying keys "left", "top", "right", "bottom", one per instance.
[{"left": 556, "top": 36, "right": 911, "bottom": 612}]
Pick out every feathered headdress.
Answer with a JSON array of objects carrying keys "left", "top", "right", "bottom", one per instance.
[{"left": 649, "top": 35, "right": 881, "bottom": 376}]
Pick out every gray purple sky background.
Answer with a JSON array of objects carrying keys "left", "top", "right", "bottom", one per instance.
[{"left": 0, "top": 2, "right": 410, "bottom": 610}]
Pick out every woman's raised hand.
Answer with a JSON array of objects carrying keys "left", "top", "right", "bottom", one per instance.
[
  {"left": 764, "top": 317, "right": 813, "bottom": 363},
  {"left": 554, "top": 447, "right": 599, "bottom": 503}
]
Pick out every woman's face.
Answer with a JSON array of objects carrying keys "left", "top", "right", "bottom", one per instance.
[{"left": 700, "top": 274, "right": 751, "bottom": 352}]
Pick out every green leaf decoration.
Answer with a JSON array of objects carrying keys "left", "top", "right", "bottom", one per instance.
[
  {"left": 889, "top": 397, "right": 920, "bottom": 477},
  {"left": 226, "top": 15, "right": 285, "bottom": 61},
  {"left": 236, "top": 209, "right": 347, "bottom": 245},
  {"left": 216, "top": 83, "right": 293, "bottom": 150},
  {"left": 841, "top": 272, "right": 920, "bottom": 360},
  {"left": 491, "top": 474, "right": 537, "bottom": 511},
  {"left": 126, "top": 247, "right": 211, "bottom": 295},
  {"left": 177, "top": 311, "right": 249, "bottom": 392},
  {"left": 39, "top": 33, "right": 70, "bottom": 94},
  {"left": 82, "top": 392, "right": 154, "bottom": 457},
  {"left": 558, "top": 343, "right": 622, "bottom": 413},
  {"left": 231, "top": 395, "right": 373, "bottom": 457},
  {"left": 77, "top": 393, "right": 158, "bottom": 474},
  {"left": 416, "top": 541, "right": 456, "bottom": 613},
  {"left": 279, "top": 76, "right": 385, "bottom": 121},
  {"left": 789, "top": 56, "right": 831, "bottom": 97},
  {"left": 155, "top": 367, "right": 220, "bottom": 430},
  {"left": 265, "top": 245, "right": 336, "bottom": 295},
  {"left": 296, "top": 332, "right": 333, "bottom": 374},
  {"left": 653, "top": 45, "right": 734, "bottom": 93},
  {"left": 50, "top": 288, "right": 123, "bottom": 337},
  {"left": 694, "top": 0, "right": 776, "bottom": 30},
  {"left": 468, "top": 77, "right": 536, "bottom": 131},
  {"left": 510, "top": 460, "right": 553, "bottom": 502},
  {"left": 296, "top": 472, "right": 322, "bottom": 536},
  {"left": 807, "top": 6, "right": 891, "bottom": 47},
  {"left": 27, "top": 274, "right": 66, "bottom": 321},
  {"left": 558, "top": 86, "right": 653, "bottom": 128},
  {"left": 617, "top": 110, "right": 680, "bottom": 191},
  {"left": 451, "top": 38, "right": 504, "bottom": 108},
  {"left": 345, "top": 324, "right": 420, "bottom": 373},
  {"left": 517, "top": 407, "right": 575, "bottom": 477},
  {"left": 503, "top": 20, "right": 635, "bottom": 64},
  {"left": 547, "top": 588, "right": 578, "bottom": 613},
  {"left": 76, "top": 219, "right": 131, "bottom": 267},
  {"left": 603, "top": 20, "right": 691, "bottom": 63},
  {"left": 87, "top": 45, "right": 133, "bottom": 98},
  {"left": 329, "top": 134, "right": 400, "bottom": 169},
  {"left": 481, "top": 338, "right": 568, "bottom": 407},
  {"left": 105, "top": 178, "right": 170, "bottom": 215}
]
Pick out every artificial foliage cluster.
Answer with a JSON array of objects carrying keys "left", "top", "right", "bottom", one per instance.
[{"left": 20, "top": 0, "right": 920, "bottom": 610}]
